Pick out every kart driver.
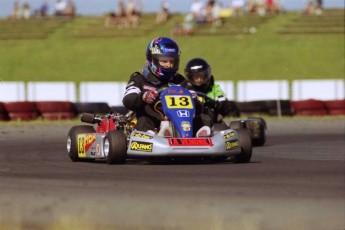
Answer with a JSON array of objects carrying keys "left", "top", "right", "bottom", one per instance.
[
  {"left": 184, "top": 58, "right": 240, "bottom": 123},
  {"left": 122, "top": 37, "right": 212, "bottom": 136}
]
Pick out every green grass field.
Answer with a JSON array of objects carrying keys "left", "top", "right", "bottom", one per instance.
[{"left": 0, "top": 10, "right": 343, "bottom": 83}]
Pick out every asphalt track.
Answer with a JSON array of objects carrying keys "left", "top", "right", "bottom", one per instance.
[{"left": 0, "top": 118, "right": 344, "bottom": 230}]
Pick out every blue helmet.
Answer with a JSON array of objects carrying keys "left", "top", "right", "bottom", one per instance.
[{"left": 146, "top": 37, "right": 180, "bottom": 81}]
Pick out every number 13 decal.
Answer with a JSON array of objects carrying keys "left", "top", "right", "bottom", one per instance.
[{"left": 165, "top": 95, "right": 193, "bottom": 109}]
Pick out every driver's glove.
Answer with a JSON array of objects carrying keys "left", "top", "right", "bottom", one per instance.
[
  {"left": 189, "top": 90, "right": 197, "bottom": 99},
  {"left": 142, "top": 90, "right": 158, "bottom": 104},
  {"left": 204, "top": 97, "right": 218, "bottom": 108}
]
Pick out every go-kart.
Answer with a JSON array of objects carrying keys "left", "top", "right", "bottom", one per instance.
[
  {"left": 196, "top": 92, "right": 267, "bottom": 147},
  {"left": 66, "top": 85, "right": 252, "bottom": 164}
]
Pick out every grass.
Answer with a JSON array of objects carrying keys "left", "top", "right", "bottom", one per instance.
[{"left": 0, "top": 10, "right": 343, "bottom": 83}]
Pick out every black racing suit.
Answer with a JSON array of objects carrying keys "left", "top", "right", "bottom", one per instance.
[{"left": 122, "top": 66, "right": 212, "bottom": 134}]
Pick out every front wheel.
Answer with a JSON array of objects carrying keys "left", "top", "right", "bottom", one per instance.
[
  {"left": 104, "top": 130, "right": 127, "bottom": 164},
  {"left": 67, "top": 125, "right": 96, "bottom": 162},
  {"left": 233, "top": 128, "right": 252, "bottom": 163}
]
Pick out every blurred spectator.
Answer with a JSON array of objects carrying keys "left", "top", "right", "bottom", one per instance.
[
  {"left": 11, "top": 1, "right": 21, "bottom": 20},
  {"left": 190, "top": 0, "right": 206, "bottom": 24},
  {"left": 117, "top": 0, "right": 128, "bottom": 26},
  {"left": 126, "top": 0, "right": 140, "bottom": 28},
  {"left": 231, "top": 0, "right": 245, "bottom": 16},
  {"left": 118, "top": 0, "right": 126, "bottom": 17},
  {"left": 317, "top": 0, "right": 323, "bottom": 8},
  {"left": 35, "top": 0, "right": 49, "bottom": 18},
  {"left": 171, "top": 14, "right": 193, "bottom": 36},
  {"left": 266, "top": 0, "right": 274, "bottom": 14},
  {"left": 126, "top": 0, "right": 136, "bottom": 16},
  {"left": 247, "top": 0, "right": 266, "bottom": 15},
  {"left": 104, "top": 12, "right": 119, "bottom": 28},
  {"left": 113, "top": 0, "right": 140, "bottom": 28},
  {"left": 55, "top": 0, "right": 67, "bottom": 16},
  {"left": 156, "top": 0, "right": 170, "bottom": 24},
  {"left": 205, "top": 0, "right": 222, "bottom": 27},
  {"left": 22, "top": 2, "right": 31, "bottom": 19},
  {"left": 256, "top": 0, "right": 267, "bottom": 16},
  {"left": 274, "top": 0, "right": 284, "bottom": 14},
  {"left": 64, "top": 0, "right": 76, "bottom": 17},
  {"left": 55, "top": 0, "right": 75, "bottom": 17},
  {"left": 264, "top": 0, "right": 283, "bottom": 14},
  {"left": 303, "top": 0, "right": 322, "bottom": 15}
]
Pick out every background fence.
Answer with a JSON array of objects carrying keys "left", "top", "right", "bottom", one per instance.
[{"left": 1, "top": 79, "right": 343, "bottom": 105}]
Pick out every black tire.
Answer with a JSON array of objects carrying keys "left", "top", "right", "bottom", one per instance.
[
  {"left": 104, "top": 130, "right": 127, "bottom": 164},
  {"left": 248, "top": 117, "right": 267, "bottom": 129},
  {"left": 233, "top": 129, "right": 252, "bottom": 163},
  {"left": 67, "top": 125, "right": 96, "bottom": 162},
  {"left": 246, "top": 117, "right": 267, "bottom": 146}
]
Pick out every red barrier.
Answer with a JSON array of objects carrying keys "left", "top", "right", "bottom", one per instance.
[{"left": 324, "top": 100, "right": 345, "bottom": 115}]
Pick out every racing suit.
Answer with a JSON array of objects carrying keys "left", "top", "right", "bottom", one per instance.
[
  {"left": 197, "top": 76, "right": 240, "bottom": 122},
  {"left": 122, "top": 66, "right": 212, "bottom": 133}
]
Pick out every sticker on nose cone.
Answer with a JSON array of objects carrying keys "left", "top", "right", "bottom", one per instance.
[
  {"left": 225, "top": 140, "right": 240, "bottom": 151},
  {"left": 130, "top": 141, "right": 153, "bottom": 152}
]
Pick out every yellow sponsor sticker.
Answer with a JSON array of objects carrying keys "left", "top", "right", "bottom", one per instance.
[
  {"left": 77, "top": 134, "right": 87, "bottom": 158},
  {"left": 77, "top": 134, "right": 96, "bottom": 158},
  {"left": 223, "top": 131, "right": 236, "bottom": 139},
  {"left": 165, "top": 95, "right": 193, "bottom": 109},
  {"left": 225, "top": 140, "right": 240, "bottom": 151},
  {"left": 132, "top": 132, "right": 154, "bottom": 139},
  {"left": 130, "top": 141, "right": 153, "bottom": 152}
]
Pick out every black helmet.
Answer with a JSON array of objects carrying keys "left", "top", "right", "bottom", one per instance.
[{"left": 184, "top": 58, "right": 211, "bottom": 91}]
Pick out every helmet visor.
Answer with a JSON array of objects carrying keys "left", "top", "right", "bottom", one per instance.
[
  {"left": 188, "top": 72, "right": 209, "bottom": 86},
  {"left": 153, "top": 54, "right": 180, "bottom": 69}
]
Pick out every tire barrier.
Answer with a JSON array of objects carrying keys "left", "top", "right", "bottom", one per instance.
[
  {"left": 324, "top": 99, "right": 345, "bottom": 115},
  {"left": 236, "top": 101, "right": 268, "bottom": 115},
  {"left": 0, "top": 102, "right": 9, "bottom": 121},
  {"left": 0, "top": 99, "right": 343, "bottom": 122},
  {"left": 40, "top": 112, "right": 76, "bottom": 120},
  {"left": 290, "top": 99, "right": 328, "bottom": 116},
  {"left": 73, "top": 102, "right": 110, "bottom": 115},
  {"left": 35, "top": 101, "right": 76, "bottom": 121},
  {"left": 3, "top": 102, "right": 39, "bottom": 121},
  {"left": 265, "top": 100, "right": 293, "bottom": 116}
]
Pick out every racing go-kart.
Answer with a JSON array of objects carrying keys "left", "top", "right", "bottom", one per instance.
[
  {"left": 196, "top": 92, "right": 267, "bottom": 147},
  {"left": 66, "top": 85, "right": 252, "bottom": 164}
]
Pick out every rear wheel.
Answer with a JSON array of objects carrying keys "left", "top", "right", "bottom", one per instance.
[
  {"left": 247, "top": 117, "right": 267, "bottom": 146},
  {"left": 67, "top": 125, "right": 95, "bottom": 162},
  {"left": 104, "top": 130, "right": 127, "bottom": 164},
  {"left": 233, "top": 129, "right": 252, "bottom": 163}
]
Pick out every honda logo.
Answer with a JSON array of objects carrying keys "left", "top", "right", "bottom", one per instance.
[{"left": 177, "top": 110, "right": 190, "bottom": 117}]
